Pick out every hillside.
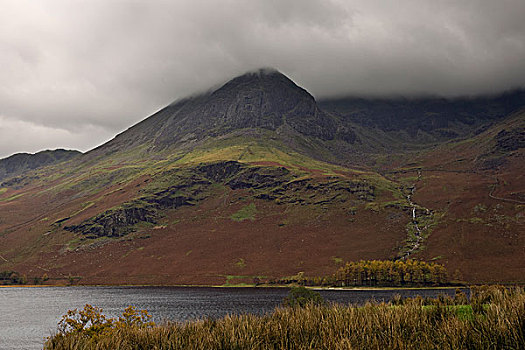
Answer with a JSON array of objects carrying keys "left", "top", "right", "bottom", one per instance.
[
  {"left": 0, "top": 69, "right": 523, "bottom": 285},
  {"left": 378, "top": 108, "right": 524, "bottom": 282}
]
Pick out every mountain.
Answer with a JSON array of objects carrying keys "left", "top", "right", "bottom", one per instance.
[
  {"left": 84, "top": 69, "right": 361, "bottom": 169},
  {"left": 91, "top": 69, "right": 340, "bottom": 155},
  {"left": 86, "top": 69, "right": 524, "bottom": 167},
  {"left": 0, "top": 69, "right": 523, "bottom": 285},
  {"left": 0, "top": 149, "right": 81, "bottom": 183}
]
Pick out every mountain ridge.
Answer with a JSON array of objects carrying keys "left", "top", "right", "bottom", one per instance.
[{"left": 81, "top": 69, "right": 524, "bottom": 169}]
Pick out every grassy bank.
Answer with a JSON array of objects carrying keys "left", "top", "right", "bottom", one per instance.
[{"left": 45, "top": 286, "right": 524, "bottom": 349}]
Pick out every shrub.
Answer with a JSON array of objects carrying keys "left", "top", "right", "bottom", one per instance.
[
  {"left": 116, "top": 306, "right": 155, "bottom": 329},
  {"left": 56, "top": 304, "right": 113, "bottom": 338},
  {"left": 283, "top": 286, "right": 325, "bottom": 307},
  {"left": 50, "top": 304, "right": 154, "bottom": 344}
]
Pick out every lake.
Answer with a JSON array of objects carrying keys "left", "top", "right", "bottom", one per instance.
[{"left": 0, "top": 286, "right": 461, "bottom": 349}]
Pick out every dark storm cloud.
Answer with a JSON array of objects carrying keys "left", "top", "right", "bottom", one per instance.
[{"left": 1, "top": 0, "right": 524, "bottom": 157}]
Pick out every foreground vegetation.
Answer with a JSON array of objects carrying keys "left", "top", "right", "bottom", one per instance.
[{"left": 46, "top": 285, "right": 524, "bottom": 349}]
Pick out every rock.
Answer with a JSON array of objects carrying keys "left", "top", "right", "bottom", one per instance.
[
  {"left": 65, "top": 203, "right": 157, "bottom": 238},
  {"left": 196, "top": 161, "right": 243, "bottom": 182},
  {"left": 495, "top": 128, "right": 525, "bottom": 152},
  {"left": 227, "top": 166, "right": 291, "bottom": 189}
]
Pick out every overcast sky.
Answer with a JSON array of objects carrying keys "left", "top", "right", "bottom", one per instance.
[{"left": 1, "top": 0, "right": 524, "bottom": 158}]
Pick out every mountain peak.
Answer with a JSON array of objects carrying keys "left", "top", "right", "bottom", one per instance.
[
  {"left": 214, "top": 68, "right": 305, "bottom": 96},
  {"left": 238, "top": 67, "right": 282, "bottom": 77},
  {"left": 98, "top": 69, "right": 337, "bottom": 155},
  {"left": 228, "top": 67, "right": 286, "bottom": 81}
]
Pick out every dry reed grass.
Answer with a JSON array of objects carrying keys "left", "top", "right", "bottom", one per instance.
[{"left": 45, "top": 286, "right": 525, "bottom": 349}]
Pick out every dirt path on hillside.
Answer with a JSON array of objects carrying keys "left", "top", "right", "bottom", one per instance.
[{"left": 489, "top": 176, "right": 525, "bottom": 204}]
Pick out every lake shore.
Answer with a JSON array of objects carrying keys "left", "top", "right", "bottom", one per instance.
[{"left": 1, "top": 283, "right": 467, "bottom": 290}]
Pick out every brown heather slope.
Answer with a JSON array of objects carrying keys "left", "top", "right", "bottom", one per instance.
[{"left": 21, "top": 195, "right": 407, "bottom": 286}]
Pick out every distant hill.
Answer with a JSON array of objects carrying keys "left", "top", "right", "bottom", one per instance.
[{"left": 0, "top": 149, "right": 81, "bottom": 182}]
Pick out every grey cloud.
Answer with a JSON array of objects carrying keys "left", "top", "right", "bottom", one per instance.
[{"left": 0, "top": 0, "right": 524, "bottom": 157}]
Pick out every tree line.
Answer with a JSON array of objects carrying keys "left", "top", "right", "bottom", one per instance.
[
  {"left": 270, "top": 259, "right": 449, "bottom": 287},
  {"left": 0, "top": 270, "right": 49, "bottom": 285},
  {"left": 333, "top": 259, "right": 448, "bottom": 287},
  {"left": 0, "top": 270, "right": 26, "bottom": 285}
]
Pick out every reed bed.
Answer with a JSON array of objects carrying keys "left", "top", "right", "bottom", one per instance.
[{"left": 45, "top": 286, "right": 525, "bottom": 349}]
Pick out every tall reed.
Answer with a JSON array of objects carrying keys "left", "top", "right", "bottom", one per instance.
[{"left": 45, "top": 286, "right": 525, "bottom": 350}]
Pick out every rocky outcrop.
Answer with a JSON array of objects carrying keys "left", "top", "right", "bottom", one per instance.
[
  {"left": 335, "top": 125, "right": 358, "bottom": 144},
  {"left": 227, "top": 166, "right": 291, "bottom": 190},
  {"left": 494, "top": 129, "right": 525, "bottom": 152},
  {"left": 65, "top": 161, "right": 375, "bottom": 238},
  {"left": 65, "top": 202, "right": 157, "bottom": 238},
  {"left": 196, "top": 161, "right": 243, "bottom": 182},
  {"left": 271, "top": 177, "right": 375, "bottom": 205}
]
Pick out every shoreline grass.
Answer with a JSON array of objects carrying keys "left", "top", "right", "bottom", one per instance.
[{"left": 45, "top": 285, "right": 524, "bottom": 349}]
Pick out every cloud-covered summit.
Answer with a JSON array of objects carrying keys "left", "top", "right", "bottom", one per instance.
[{"left": 1, "top": 0, "right": 524, "bottom": 157}]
